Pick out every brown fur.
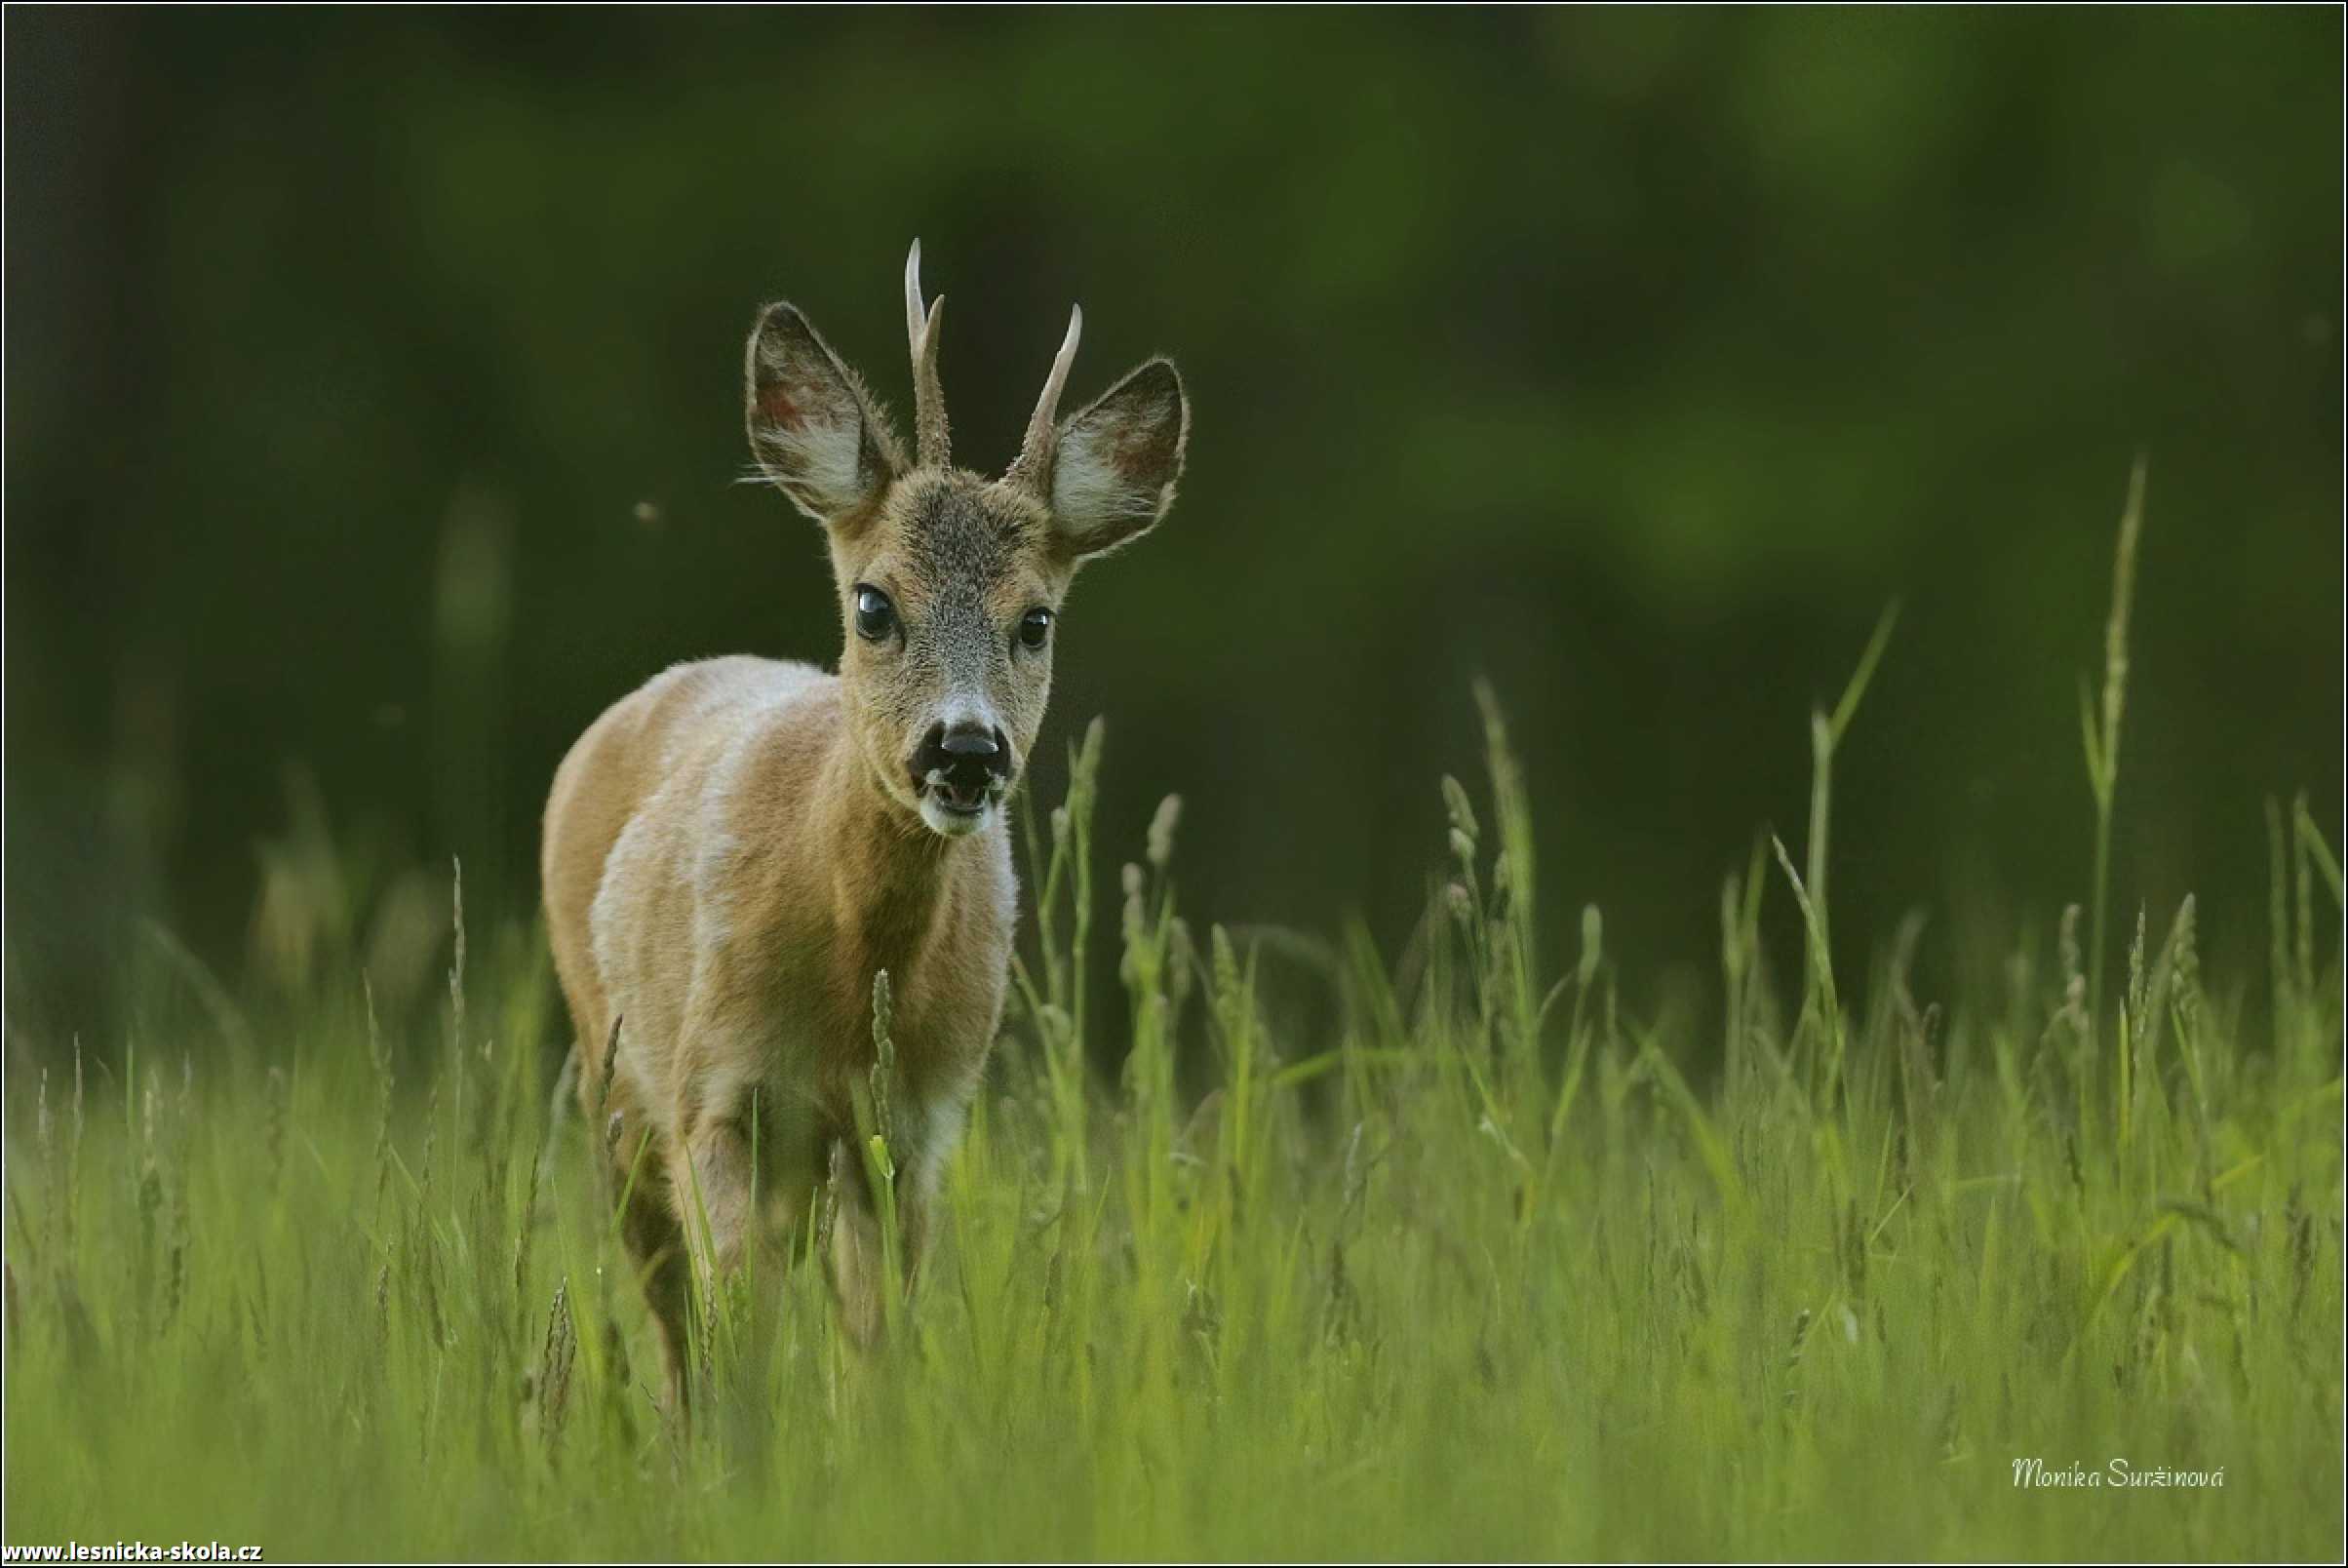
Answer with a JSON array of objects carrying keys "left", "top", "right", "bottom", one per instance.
[{"left": 540, "top": 247, "right": 1188, "bottom": 1406}]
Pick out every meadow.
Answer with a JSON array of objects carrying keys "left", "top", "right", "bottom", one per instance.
[{"left": 4, "top": 490, "right": 2341, "bottom": 1560}]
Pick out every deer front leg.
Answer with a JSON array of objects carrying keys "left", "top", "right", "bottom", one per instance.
[
  {"left": 825, "top": 1136, "right": 888, "bottom": 1348},
  {"left": 669, "top": 999, "right": 792, "bottom": 1298},
  {"left": 674, "top": 1115, "right": 758, "bottom": 1287},
  {"left": 824, "top": 1102, "right": 957, "bottom": 1346},
  {"left": 823, "top": 1140, "right": 939, "bottom": 1348},
  {"left": 594, "top": 1066, "right": 696, "bottom": 1421},
  {"left": 612, "top": 1149, "right": 693, "bottom": 1421}
]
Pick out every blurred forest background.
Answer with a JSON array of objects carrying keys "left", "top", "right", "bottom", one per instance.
[{"left": 6, "top": 8, "right": 2340, "bottom": 1057}]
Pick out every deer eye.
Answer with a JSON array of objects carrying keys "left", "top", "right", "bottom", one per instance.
[
  {"left": 854, "top": 585, "right": 897, "bottom": 643},
  {"left": 1017, "top": 608, "right": 1053, "bottom": 652}
]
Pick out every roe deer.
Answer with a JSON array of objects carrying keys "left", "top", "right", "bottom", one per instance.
[{"left": 541, "top": 242, "right": 1189, "bottom": 1399}]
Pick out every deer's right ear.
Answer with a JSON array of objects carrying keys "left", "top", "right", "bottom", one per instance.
[
  {"left": 744, "top": 304, "right": 902, "bottom": 527},
  {"left": 1044, "top": 359, "right": 1190, "bottom": 559}
]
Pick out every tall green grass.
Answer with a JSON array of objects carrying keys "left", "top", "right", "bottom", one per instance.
[{"left": 4, "top": 485, "right": 2341, "bottom": 1560}]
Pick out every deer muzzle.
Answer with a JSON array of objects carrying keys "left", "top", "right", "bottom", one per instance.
[{"left": 912, "top": 720, "right": 1011, "bottom": 822}]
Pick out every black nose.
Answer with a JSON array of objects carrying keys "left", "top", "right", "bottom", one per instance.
[{"left": 914, "top": 722, "right": 1010, "bottom": 805}]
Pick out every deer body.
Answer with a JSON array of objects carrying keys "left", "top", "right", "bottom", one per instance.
[{"left": 541, "top": 245, "right": 1187, "bottom": 1392}]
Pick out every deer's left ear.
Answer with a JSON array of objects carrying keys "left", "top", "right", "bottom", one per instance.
[
  {"left": 1047, "top": 359, "right": 1190, "bottom": 558},
  {"left": 744, "top": 302, "right": 902, "bottom": 528}
]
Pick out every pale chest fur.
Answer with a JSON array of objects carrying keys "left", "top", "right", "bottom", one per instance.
[{"left": 586, "top": 659, "right": 1014, "bottom": 1204}]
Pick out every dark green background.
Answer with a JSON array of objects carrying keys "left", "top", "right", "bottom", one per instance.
[{"left": 7, "top": 9, "right": 2340, "bottom": 1047}]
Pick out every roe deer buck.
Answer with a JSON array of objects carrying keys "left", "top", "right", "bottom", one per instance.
[{"left": 541, "top": 242, "right": 1189, "bottom": 1398}]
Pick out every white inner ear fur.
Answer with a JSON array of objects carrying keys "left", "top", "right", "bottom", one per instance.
[
  {"left": 752, "top": 398, "right": 869, "bottom": 518},
  {"left": 1049, "top": 428, "right": 1169, "bottom": 535}
]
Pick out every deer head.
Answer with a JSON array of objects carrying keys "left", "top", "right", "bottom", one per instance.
[{"left": 744, "top": 242, "right": 1190, "bottom": 839}]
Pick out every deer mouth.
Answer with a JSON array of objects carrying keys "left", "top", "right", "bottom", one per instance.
[
  {"left": 924, "top": 776, "right": 991, "bottom": 816},
  {"left": 913, "top": 766, "right": 1008, "bottom": 837},
  {"left": 916, "top": 782, "right": 995, "bottom": 839},
  {"left": 909, "top": 722, "right": 1013, "bottom": 836}
]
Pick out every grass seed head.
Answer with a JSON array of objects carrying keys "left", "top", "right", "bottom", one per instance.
[
  {"left": 1146, "top": 794, "right": 1183, "bottom": 872},
  {"left": 1440, "top": 774, "right": 1479, "bottom": 843}
]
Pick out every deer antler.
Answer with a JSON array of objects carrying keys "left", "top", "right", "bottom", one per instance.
[
  {"left": 905, "top": 239, "right": 950, "bottom": 470},
  {"left": 1005, "top": 301, "right": 1082, "bottom": 492}
]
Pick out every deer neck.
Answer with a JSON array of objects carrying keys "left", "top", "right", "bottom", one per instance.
[{"left": 814, "top": 727, "right": 976, "bottom": 978}]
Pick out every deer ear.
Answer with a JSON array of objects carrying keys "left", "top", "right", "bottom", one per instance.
[
  {"left": 1048, "top": 359, "right": 1189, "bottom": 558},
  {"left": 744, "top": 303, "right": 901, "bottom": 526}
]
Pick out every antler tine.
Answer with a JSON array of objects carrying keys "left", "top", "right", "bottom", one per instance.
[
  {"left": 904, "top": 239, "right": 926, "bottom": 353},
  {"left": 905, "top": 238, "right": 950, "bottom": 469},
  {"left": 1009, "top": 302, "right": 1082, "bottom": 489}
]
